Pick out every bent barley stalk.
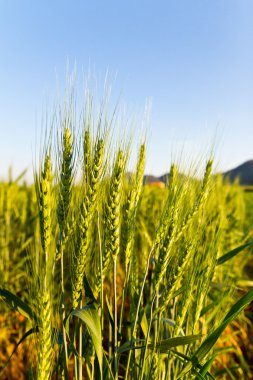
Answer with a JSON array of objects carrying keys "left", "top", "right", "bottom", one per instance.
[
  {"left": 36, "top": 154, "right": 53, "bottom": 380},
  {"left": 103, "top": 149, "right": 126, "bottom": 275},
  {"left": 102, "top": 149, "right": 126, "bottom": 378},
  {"left": 57, "top": 126, "right": 73, "bottom": 246},
  {"left": 57, "top": 126, "right": 74, "bottom": 377},
  {"left": 119, "top": 143, "right": 146, "bottom": 336},
  {"left": 87, "top": 149, "right": 126, "bottom": 377},
  {"left": 38, "top": 154, "right": 52, "bottom": 261},
  {"left": 154, "top": 163, "right": 178, "bottom": 251},
  {"left": 71, "top": 134, "right": 104, "bottom": 309},
  {"left": 124, "top": 143, "right": 146, "bottom": 268}
]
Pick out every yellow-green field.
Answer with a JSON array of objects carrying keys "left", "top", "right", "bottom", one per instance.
[{"left": 0, "top": 122, "right": 253, "bottom": 380}]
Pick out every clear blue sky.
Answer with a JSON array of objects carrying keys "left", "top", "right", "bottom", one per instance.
[{"left": 0, "top": 0, "right": 252, "bottom": 179}]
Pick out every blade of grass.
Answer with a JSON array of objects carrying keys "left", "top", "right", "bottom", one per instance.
[
  {"left": 0, "top": 288, "right": 35, "bottom": 321},
  {"left": 179, "top": 288, "right": 253, "bottom": 377}
]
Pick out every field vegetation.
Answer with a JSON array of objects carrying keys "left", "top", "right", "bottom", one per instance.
[{"left": 0, "top": 95, "right": 253, "bottom": 379}]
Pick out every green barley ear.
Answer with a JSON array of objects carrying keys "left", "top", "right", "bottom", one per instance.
[
  {"left": 100, "top": 148, "right": 126, "bottom": 374},
  {"left": 154, "top": 163, "right": 178, "bottom": 249},
  {"left": 93, "top": 148, "right": 126, "bottom": 297},
  {"left": 57, "top": 127, "right": 73, "bottom": 236},
  {"left": 88, "top": 138, "right": 104, "bottom": 205},
  {"left": 155, "top": 160, "right": 212, "bottom": 289},
  {"left": 55, "top": 126, "right": 74, "bottom": 376},
  {"left": 38, "top": 154, "right": 52, "bottom": 261},
  {"left": 103, "top": 149, "right": 125, "bottom": 269},
  {"left": 124, "top": 143, "right": 146, "bottom": 267},
  {"left": 72, "top": 137, "right": 104, "bottom": 308},
  {"left": 168, "top": 163, "right": 177, "bottom": 190},
  {"left": 154, "top": 163, "right": 179, "bottom": 287},
  {"left": 202, "top": 159, "right": 213, "bottom": 192},
  {"left": 177, "top": 159, "right": 213, "bottom": 240},
  {"left": 34, "top": 154, "right": 54, "bottom": 380},
  {"left": 159, "top": 241, "right": 194, "bottom": 313},
  {"left": 37, "top": 290, "right": 53, "bottom": 380},
  {"left": 84, "top": 129, "right": 92, "bottom": 186},
  {"left": 135, "top": 143, "right": 146, "bottom": 203}
]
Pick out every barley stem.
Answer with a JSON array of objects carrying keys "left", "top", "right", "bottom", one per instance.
[{"left": 113, "top": 259, "right": 118, "bottom": 379}]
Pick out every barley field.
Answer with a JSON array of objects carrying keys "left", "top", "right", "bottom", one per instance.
[{"left": 0, "top": 101, "right": 253, "bottom": 380}]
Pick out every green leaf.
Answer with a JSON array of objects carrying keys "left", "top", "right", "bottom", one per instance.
[
  {"left": 83, "top": 274, "right": 96, "bottom": 301},
  {"left": 103, "top": 353, "right": 115, "bottom": 380},
  {"left": 196, "top": 288, "right": 253, "bottom": 360},
  {"left": 117, "top": 340, "right": 145, "bottom": 355},
  {"left": 160, "top": 317, "right": 185, "bottom": 337},
  {"left": 200, "top": 302, "right": 216, "bottom": 317},
  {"left": 71, "top": 304, "right": 103, "bottom": 374},
  {"left": 140, "top": 311, "right": 149, "bottom": 339},
  {"left": 197, "top": 356, "right": 216, "bottom": 378},
  {"left": 193, "top": 371, "right": 207, "bottom": 380},
  {"left": 0, "top": 288, "right": 35, "bottom": 320},
  {"left": 105, "top": 294, "right": 122, "bottom": 341},
  {"left": 179, "top": 288, "right": 253, "bottom": 378},
  {"left": 117, "top": 341, "right": 133, "bottom": 355},
  {"left": 169, "top": 350, "right": 214, "bottom": 379},
  {"left": 214, "top": 365, "right": 241, "bottom": 377},
  {"left": 150, "top": 334, "right": 201, "bottom": 352},
  {"left": 216, "top": 242, "right": 252, "bottom": 266},
  {"left": 105, "top": 294, "right": 114, "bottom": 330},
  {"left": 117, "top": 335, "right": 201, "bottom": 356}
]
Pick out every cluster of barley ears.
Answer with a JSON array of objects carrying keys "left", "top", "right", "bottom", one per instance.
[{"left": 0, "top": 93, "right": 253, "bottom": 380}]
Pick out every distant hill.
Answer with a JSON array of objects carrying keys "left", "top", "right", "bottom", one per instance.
[
  {"left": 143, "top": 172, "right": 188, "bottom": 185},
  {"left": 144, "top": 173, "right": 169, "bottom": 184},
  {"left": 223, "top": 160, "right": 253, "bottom": 186},
  {"left": 143, "top": 160, "right": 253, "bottom": 186}
]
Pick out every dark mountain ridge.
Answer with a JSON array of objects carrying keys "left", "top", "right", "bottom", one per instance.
[
  {"left": 223, "top": 160, "right": 253, "bottom": 185},
  {"left": 144, "top": 160, "right": 253, "bottom": 186}
]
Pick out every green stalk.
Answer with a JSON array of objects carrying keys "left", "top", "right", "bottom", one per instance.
[
  {"left": 139, "top": 293, "right": 156, "bottom": 380},
  {"left": 56, "top": 127, "right": 73, "bottom": 378},
  {"left": 97, "top": 212, "right": 104, "bottom": 332},
  {"left": 74, "top": 333, "right": 78, "bottom": 379},
  {"left": 113, "top": 259, "right": 118, "bottom": 379},
  {"left": 36, "top": 154, "right": 54, "bottom": 380},
  {"left": 78, "top": 299, "right": 83, "bottom": 380},
  {"left": 125, "top": 245, "right": 155, "bottom": 379},
  {"left": 91, "top": 361, "right": 95, "bottom": 380},
  {"left": 154, "top": 296, "right": 160, "bottom": 346},
  {"left": 60, "top": 243, "right": 68, "bottom": 379},
  {"left": 109, "top": 306, "right": 112, "bottom": 359},
  {"left": 119, "top": 263, "right": 131, "bottom": 336}
]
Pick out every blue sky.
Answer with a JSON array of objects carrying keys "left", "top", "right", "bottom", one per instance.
[{"left": 0, "top": 0, "right": 252, "bottom": 178}]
